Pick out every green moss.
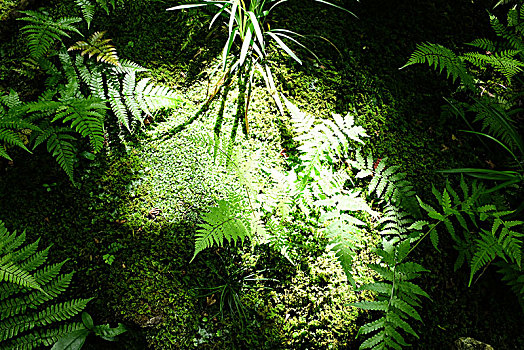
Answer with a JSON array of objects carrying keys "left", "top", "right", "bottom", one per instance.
[
  {"left": 1, "top": 0, "right": 523, "bottom": 349},
  {"left": 0, "top": 0, "right": 20, "bottom": 21}
]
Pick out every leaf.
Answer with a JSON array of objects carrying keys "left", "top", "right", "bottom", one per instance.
[
  {"left": 266, "top": 31, "right": 302, "bottom": 64},
  {"left": 68, "top": 31, "right": 120, "bottom": 66},
  {"left": 350, "top": 300, "right": 388, "bottom": 311},
  {"left": 247, "top": 11, "right": 265, "bottom": 51},
  {"left": 81, "top": 312, "right": 94, "bottom": 330},
  {"left": 238, "top": 27, "right": 253, "bottom": 67},
  {"left": 192, "top": 199, "right": 250, "bottom": 262},
  {"left": 51, "top": 328, "right": 90, "bottom": 350},
  {"left": 93, "top": 323, "right": 127, "bottom": 340}
]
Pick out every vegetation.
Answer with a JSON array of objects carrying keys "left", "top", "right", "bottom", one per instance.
[
  {"left": 0, "top": 0, "right": 523, "bottom": 349},
  {"left": 0, "top": 220, "right": 90, "bottom": 350}
]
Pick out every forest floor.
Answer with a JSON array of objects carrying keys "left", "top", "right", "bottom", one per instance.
[{"left": 1, "top": 0, "right": 524, "bottom": 349}]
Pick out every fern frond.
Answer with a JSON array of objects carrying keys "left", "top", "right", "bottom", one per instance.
[
  {"left": 0, "top": 221, "right": 89, "bottom": 348},
  {"left": 33, "top": 126, "right": 77, "bottom": 181},
  {"left": 0, "top": 273, "right": 73, "bottom": 320},
  {"left": 462, "top": 50, "right": 524, "bottom": 81},
  {"left": 379, "top": 204, "right": 416, "bottom": 238},
  {"left": 354, "top": 154, "right": 419, "bottom": 216},
  {"left": 75, "top": 0, "right": 95, "bottom": 28},
  {"left": 495, "top": 261, "right": 524, "bottom": 310},
  {"left": 324, "top": 219, "right": 365, "bottom": 287},
  {"left": 192, "top": 199, "right": 250, "bottom": 262},
  {"left": 30, "top": 97, "right": 106, "bottom": 153},
  {"left": 470, "top": 229, "right": 501, "bottom": 285},
  {"left": 490, "top": 13, "right": 524, "bottom": 52},
  {"left": 95, "top": 0, "right": 121, "bottom": 14},
  {"left": 0, "top": 262, "right": 40, "bottom": 292},
  {"left": 0, "top": 322, "right": 84, "bottom": 350},
  {"left": 132, "top": 78, "right": 181, "bottom": 113},
  {"left": 402, "top": 42, "right": 475, "bottom": 90},
  {"left": 352, "top": 241, "right": 429, "bottom": 350},
  {"left": 0, "top": 91, "right": 40, "bottom": 160},
  {"left": 54, "top": 97, "right": 106, "bottom": 152},
  {"left": 18, "top": 11, "right": 82, "bottom": 59},
  {"left": 469, "top": 97, "right": 524, "bottom": 153},
  {"left": 68, "top": 31, "right": 120, "bottom": 66},
  {"left": 285, "top": 98, "right": 367, "bottom": 189},
  {"left": 467, "top": 38, "right": 499, "bottom": 52}
]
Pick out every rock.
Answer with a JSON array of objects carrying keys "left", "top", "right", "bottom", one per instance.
[{"left": 455, "top": 337, "right": 494, "bottom": 350}]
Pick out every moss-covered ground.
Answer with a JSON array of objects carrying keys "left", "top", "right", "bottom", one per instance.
[{"left": 1, "top": 0, "right": 523, "bottom": 349}]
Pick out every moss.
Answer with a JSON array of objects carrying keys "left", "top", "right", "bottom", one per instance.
[
  {"left": 1, "top": 0, "right": 524, "bottom": 349},
  {"left": 0, "top": 0, "right": 21, "bottom": 21}
]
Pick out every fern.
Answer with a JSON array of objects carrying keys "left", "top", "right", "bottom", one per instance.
[
  {"left": 0, "top": 91, "right": 40, "bottom": 160},
  {"left": 18, "top": 11, "right": 82, "bottom": 60},
  {"left": 77, "top": 56, "right": 180, "bottom": 130},
  {"left": 0, "top": 221, "right": 90, "bottom": 349},
  {"left": 379, "top": 204, "right": 416, "bottom": 239},
  {"left": 192, "top": 196, "right": 252, "bottom": 262},
  {"left": 75, "top": 0, "right": 95, "bottom": 28},
  {"left": 95, "top": 0, "right": 121, "bottom": 14},
  {"left": 490, "top": 13, "right": 524, "bottom": 53},
  {"left": 402, "top": 42, "right": 475, "bottom": 90},
  {"left": 469, "top": 96, "right": 524, "bottom": 154},
  {"left": 29, "top": 97, "right": 107, "bottom": 153},
  {"left": 285, "top": 97, "right": 367, "bottom": 190},
  {"left": 351, "top": 240, "right": 429, "bottom": 350},
  {"left": 68, "top": 31, "right": 120, "bottom": 66},
  {"left": 417, "top": 177, "right": 524, "bottom": 286},
  {"left": 32, "top": 125, "right": 78, "bottom": 182},
  {"left": 187, "top": 133, "right": 266, "bottom": 262},
  {"left": 495, "top": 260, "right": 524, "bottom": 310},
  {"left": 470, "top": 219, "right": 523, "bottom": 285},
  {"left": 280, "top": 100, "right": 378, "bottom": 282},
  {"left": 323, "top": 217, "right": 366, "bottom": 287},
  {"left": 14, "top": 7, "right": 181, "bottom": 180},
  {"left": 462, "top": 50, "right": 524, "bottom": 81},
  {"left": 351, "top": 151, "right": 419, "bottom": 216}
]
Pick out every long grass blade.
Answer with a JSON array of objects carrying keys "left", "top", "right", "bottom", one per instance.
[
  {"left": 461, "top": 129, "right": 521, "bottom": 167},
  {"left": 314, "top": 0, "right": 357, "bottom": 18},
  {"left": 472, "top": 96, "right": 524, "bottom": 155},
  {"left": 269, "top": 29, "right": 319, "bottom": 61},
  {"left": 239, "top": 27, "right": 253, "bottom": 67},
  {"left": 248, "top": 11, "right": 265, "bottom": 51},
  {"left": 167, "top": 3, "right": 210, "bottom": 11},
  {"left": 209, "top": 3, "right": 228, "bottom": 29},
  {"left": 266, "top": 31, "right": 302, "bottom": 64}
]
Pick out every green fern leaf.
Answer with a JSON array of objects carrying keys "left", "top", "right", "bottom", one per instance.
[
  {"left": 18, "top": 11, "right": 82, "bottom": 59},
  {"left": 402, "top": 42, "right": 475, "bottom": 90},
  {"left": 0, "top": 262, "right": 40, "bottom": 291},
  {"left": 192, "top": 199, "right": 250, "bottom": 262},
  {"left": 0, "top": 221, "right": 89, "bottom": 348},
  {"left": 75, "top": 0, "right": 95, "bottom": 28},
  {"left": 34, "top": 126, "right": 77, "bottom": 182}
]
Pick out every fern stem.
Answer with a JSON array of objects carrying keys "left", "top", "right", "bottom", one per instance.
[
  {"left": 387, "top": 262, "right": 397, "bottom": 312},
  {"left": 408, "top": 220, "right": 446, "bottom": 256}
]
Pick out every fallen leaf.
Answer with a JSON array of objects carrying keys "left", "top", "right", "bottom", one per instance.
[
  {"left": 485, "top": 160, "right": 495, "bottom": 169},
  {"left": 206, "top": 294, "right": 216, "bottom": 306}
]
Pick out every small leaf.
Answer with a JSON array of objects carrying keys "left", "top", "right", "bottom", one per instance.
[
  {"left": 82, "top": 312, "right": 94, "bottom": 330},
  {"left": 51, "top": 328, "right": 90, "bottom": 350}
]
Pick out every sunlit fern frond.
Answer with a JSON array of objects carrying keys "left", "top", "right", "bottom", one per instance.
[{"left": 68, "top": 31, "right": 120, "bottom": 66}]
